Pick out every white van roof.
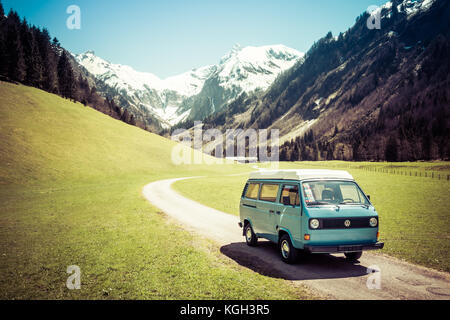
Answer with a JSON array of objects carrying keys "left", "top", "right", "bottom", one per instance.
[{"left": 249, "top": 169, "right": 354, "bottom": 181}]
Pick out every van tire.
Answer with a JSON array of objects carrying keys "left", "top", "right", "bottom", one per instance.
[
  {"left": 345, "top": 251, "right": 363, "bottom": 261},
  {"left": 279, "top": 234, "right": 299, "bottom": 264},
  {"left": 244, "top": 223, "right": 258, "bottom": 247}
]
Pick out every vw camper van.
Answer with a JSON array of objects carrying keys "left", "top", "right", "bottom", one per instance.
[{"left": 238, "top": 170, "right": 384, "bottom": 264}]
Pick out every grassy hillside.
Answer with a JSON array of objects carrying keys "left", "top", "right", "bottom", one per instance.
[
  {"left": 0, "top": 82, "right": 314, "bottom": 299},
  {"left": 174, "top": 161, "right": 450, "bottom": 272}
]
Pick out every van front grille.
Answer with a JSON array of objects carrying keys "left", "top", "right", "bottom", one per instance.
[{"left": 318, "top": 217, "right": 375, "bottom": 229}]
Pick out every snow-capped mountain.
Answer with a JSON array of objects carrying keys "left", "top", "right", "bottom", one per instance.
[
  {"left": 74, "top": 45, "right": 303, "bottom": 127},
  {"left": 183, "top": 44, "right": 304, "bottom": 121},
  {"left": 74, "top": 51, "right": 215, "bottom": 126},
  {"left": 372, "top": 0, "right": 435, "bottom": 20},
  {"left": 217, "top": 44, "right": 302, "bottom": 92}
]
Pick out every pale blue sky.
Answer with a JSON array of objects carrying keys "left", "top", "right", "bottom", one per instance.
[{"left": 3, "top": 0, "right": 388, "bottom": 78}]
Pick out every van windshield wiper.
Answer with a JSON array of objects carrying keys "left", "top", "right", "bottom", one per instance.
[{"left": 339, "top": 202, "right": 370, "bottom": 209}]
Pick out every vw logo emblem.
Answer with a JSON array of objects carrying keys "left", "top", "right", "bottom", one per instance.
[{"left": 344, "top": 220, "right": 351, "bottom": 228}]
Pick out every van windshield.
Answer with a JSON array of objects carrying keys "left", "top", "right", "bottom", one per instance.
[{"left": 302, "top": 181, "right": 370, "bottom": 207}]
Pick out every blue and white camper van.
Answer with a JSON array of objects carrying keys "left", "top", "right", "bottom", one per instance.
[{"left": 239, "top": 170, "right": 384, "bottom": 264}]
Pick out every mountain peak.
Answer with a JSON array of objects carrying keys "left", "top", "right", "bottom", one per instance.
[
  {"left": 231, "top": 43, "right": 242, "bottom": 53},
  {"left": 219, "top": 44, "right": 302, "bottom": 66}
]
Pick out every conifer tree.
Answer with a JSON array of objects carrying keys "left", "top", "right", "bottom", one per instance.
[
  {"left": 385, "top": 135, "right": 398, "bottom": 162},
  {"left": 38, "top": 28, "right": 57, "bottom": 91},
  {"left": 52, "top": 37, "right": 60, "bottom": 48},
  {"left": 57, "top": 51, "right": 75, "bottom": 99},
  {"left": 5, "top": 10, "right": 26, "bottom": 81},
  {"left": 0, "top": 1, "right": 4, "bottom": 21},
  {"left": 0, "top": 1, "right": 7, "bottom": 76},
  {"left": 392, "top": 0, "right": 400, "bottom": 21},
  {"left": 20, "top": 20, "right": 43, "bottom": 86}
]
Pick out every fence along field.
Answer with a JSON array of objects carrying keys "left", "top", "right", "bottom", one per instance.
[{"left": 294, "top": 161, "right": 450, "bottom": 180}]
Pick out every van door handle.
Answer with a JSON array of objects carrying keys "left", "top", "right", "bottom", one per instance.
[
  {"left": 276, "top": 211, "right": 281, "bottom": 215},
  {"left": 269, "top": 210, "right": 275, "bottom": 214}
]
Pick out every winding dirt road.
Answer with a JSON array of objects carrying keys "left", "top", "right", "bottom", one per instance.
[{"left": 143, "top": 178, "right": 450, "bottom": 300}]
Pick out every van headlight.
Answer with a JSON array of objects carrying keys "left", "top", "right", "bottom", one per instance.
[
  {"left": 369, "top": 217, "right": 378, "bottom": 227},
  {"left": 310, "top": 219, "right": 320, "bottom": 229}
]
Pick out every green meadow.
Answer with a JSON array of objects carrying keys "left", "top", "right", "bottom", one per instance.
[
  {"left": 0, "top": 82, "right": 314, "bottom": 299},
  {"left": 1, "top": 82, "right": 448, "bottom": 300},
  {"left": 174, "top": 161, "right": 450, "bottom": 272}
]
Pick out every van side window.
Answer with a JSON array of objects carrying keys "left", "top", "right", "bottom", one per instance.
[
  {"left": 260, "top": 184, "right": 279, "bottom": 202},
  {"left": 281, "top": 185, "right": 300, "bottom": 206},
  {"left": 245, "top": 183, "right": 260, "bottom": 200},
  {"left": 241, "top": 184, "right": 249, "bottom": 198}
]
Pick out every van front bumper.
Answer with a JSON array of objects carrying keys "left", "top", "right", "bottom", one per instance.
[{"left": 304, "top": 242, "right": 384, "bottom": 254}]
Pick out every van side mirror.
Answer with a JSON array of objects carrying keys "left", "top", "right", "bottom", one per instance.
[
  {"left": 367, "top": 195, "right": 371, "bottom": 201},
  {"left": 283, "top": 196, "right": 290, "bottom": 205}
]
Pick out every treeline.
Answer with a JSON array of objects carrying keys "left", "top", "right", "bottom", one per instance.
[
  {"left": 280, "top": 96, "right": 449, "bottom": 162},
  {"left": 0, "top": 2, "right": 139, "bottom": 128},
  {"left": 280, "top": 130, "right": 328, "bottom": 161},
  {"left": 280, "top": 91, "right": 449, "bottom": 162}
]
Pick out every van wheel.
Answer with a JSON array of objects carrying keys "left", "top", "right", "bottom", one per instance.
[
  {"left": 279, "top": 234, "right": 299, "bottom": 264},
  {"left": 244, "top": 223, "right": 258, "bottom": 247},
  {"left": 345, "top": 252, "right": 363, "bottom": 261}
]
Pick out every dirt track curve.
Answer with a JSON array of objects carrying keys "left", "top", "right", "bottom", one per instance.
[{"left": 143, "top": 178, "right": 450, "bottom": 300}]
